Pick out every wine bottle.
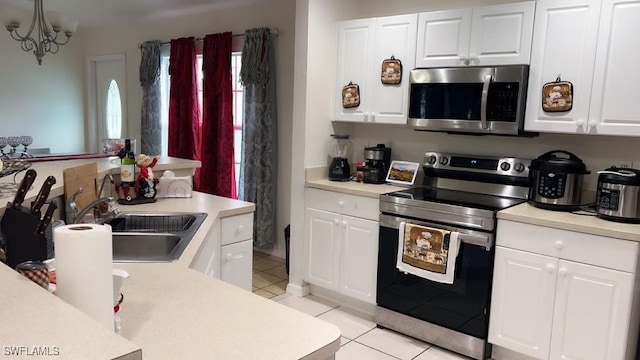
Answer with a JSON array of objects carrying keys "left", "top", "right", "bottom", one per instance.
[{"left": 120, "top": 139, "right": 136, "bottom": 185}]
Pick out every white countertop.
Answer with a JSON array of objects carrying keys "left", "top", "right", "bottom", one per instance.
[
  {"left": 0, "top": 160, "right": 341, "bottom": 360},
  {"left": 0, "top": 156, "right": 201, "bottom": 207},
  {"left": 498, "top": 202, "right": 640, "bottom": 242},
  {"left": 305, "top": 179, "right": 406, "bottom": 198}
]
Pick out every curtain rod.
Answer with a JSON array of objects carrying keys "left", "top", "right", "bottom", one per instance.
[{"left": 138, "top": 28, "right": 278, "bottom": 49}]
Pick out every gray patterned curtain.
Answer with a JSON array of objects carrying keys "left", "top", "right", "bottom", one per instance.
[
  {"left": 239, "top": 28, "right": 277, "bottom": 248},
  {"left": 139, "top": 40, "right": 162, "bottom": 155}
]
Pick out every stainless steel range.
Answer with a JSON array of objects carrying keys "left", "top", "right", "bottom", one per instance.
[{"left": 376, "top": 152, "right": 531, "bottom": 360}]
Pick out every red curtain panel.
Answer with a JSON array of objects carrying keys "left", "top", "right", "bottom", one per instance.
[
  {"left": 199, "top": 32, "right": 236, "bottom": 198},
  {"left": 168, "top": 37, "right": 202, "bottom": 187}
]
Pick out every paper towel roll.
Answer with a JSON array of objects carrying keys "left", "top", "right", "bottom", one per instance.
[{"left": 54, "top": 224, "right": 114, "bottom": 331}]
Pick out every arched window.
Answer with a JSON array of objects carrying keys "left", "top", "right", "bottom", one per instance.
[{"left": 106, "top": 79, "right": 122, "bottom": 139}]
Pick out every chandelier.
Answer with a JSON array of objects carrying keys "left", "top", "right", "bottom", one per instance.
[{"left": 5, "top": 0, "right": 77, "bottom": 65}]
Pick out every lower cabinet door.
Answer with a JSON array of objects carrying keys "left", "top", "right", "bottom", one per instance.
[
  {"left": 549, "top": 260, "right": 634, "bottom": 360},
  {"left": 220, "top": 239, "right": 253, "bottom": 291},
  {"left": 304, "top": 208, "right": 340, "bottom": 290},
  {"left": 488, "top": 246, "right": 558, "bottom": 359},
  {"left": 338, "top": 215, "right": 379, "bottom": 304}
]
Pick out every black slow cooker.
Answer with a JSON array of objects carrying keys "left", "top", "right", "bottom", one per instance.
[
  {"left": 596, "top": 167, "right": 640, "bottom": 223},
  {"left": 528, "top": 150, "right": 590, "bottom": 211}
]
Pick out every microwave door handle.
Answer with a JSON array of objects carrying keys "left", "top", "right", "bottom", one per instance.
[{"left": 480, "top": 74, "right": 492, "bottom": 130}]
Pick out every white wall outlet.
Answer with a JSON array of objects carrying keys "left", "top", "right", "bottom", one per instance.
[{"left": 617, "top": 160, "right": 633, "bottom": 168}]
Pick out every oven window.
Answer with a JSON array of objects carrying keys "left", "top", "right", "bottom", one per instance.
[{"left": 377, "top": 225, "right": 494, "bottom": 339}]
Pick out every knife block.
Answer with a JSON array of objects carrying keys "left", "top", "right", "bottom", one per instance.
[{"left": 1, "top": 204, "right": 47, "bottom": 268}]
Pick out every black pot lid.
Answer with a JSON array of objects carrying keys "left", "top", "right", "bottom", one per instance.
[
  {"left": 598, "top": 167, "right": 640, "bottom": 185},
  {"left": 530, "top": 150, "right": 589, "bottom": 174}
]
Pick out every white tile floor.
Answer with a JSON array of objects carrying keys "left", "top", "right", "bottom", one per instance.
[
  {"left": 254, "top": 252, "right": 472, "bottom": 359},
  {"left": 273, "top": 293, "right": 472, "bottom": 360}
]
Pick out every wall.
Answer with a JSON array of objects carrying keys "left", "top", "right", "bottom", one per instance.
[
  {"left": 0, "top": 11, "right": 85, "bottom": 153},
  {"left": 81, "top": 0, "right": 296, "bottom": 258}
]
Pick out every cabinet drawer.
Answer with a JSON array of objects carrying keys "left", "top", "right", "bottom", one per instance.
[
  {"left": 305, "top": 188, "right": 379, "bottom": 221},
  {"left": 221, "top": 213, "right": 254, "bottom": 245},
  {"left": 497, "top": 220, "right": 639, "bottom": 273}
]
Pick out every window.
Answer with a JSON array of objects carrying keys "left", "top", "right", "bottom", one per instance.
[
  {"left": 106, "top": 79, "right": 122, "bottom": 139},
  {"left": 159, "top": 50, "right": 243, "bottom": 197}
]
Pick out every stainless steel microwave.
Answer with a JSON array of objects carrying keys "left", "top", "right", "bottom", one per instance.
[{"left": 407, "top": 65, "right": 531, "bottom": 136}]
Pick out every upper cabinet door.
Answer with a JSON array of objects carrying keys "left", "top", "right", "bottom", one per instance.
[
  {"left": 524, "top": 0, "right": 602, "bottom": 133},
  {"left": 415, "top": 9, "right": 472, "bottom": 68},
  {"left": 335, "top": 19, "right": 376, "bottom": 122},
  {"left": 371, "top": 14, "right": 417, "bottom": 124},
  {"left": 469, "top": 2, "right": 535, "bottom": 66},
  {"left": 589, "top": 0, "right": 640, "bottom": 136}
]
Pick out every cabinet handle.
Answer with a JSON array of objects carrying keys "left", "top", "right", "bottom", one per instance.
[
  {"left": 363, "top": 112, "right": 369, "bottom": 121},
  {"left": 226, "top": 253, "right": 243, "bottom": 261},
  {"left": 341, "top": 221, "right": 347, "bottom": 228},
  {"left": 546, "top": 264, "right": 555, "bottom": 274},
  {"left": 458, "top": 54, "right": 468, "bottom": 61},
  {"left": 334, "top": 219, "right": 340, "bottom": 225},
  {"left": 588, "top": 120, "right": 597, "bottom": 128},
  {"left": 554, "top": 241, "right": 564, "bottom": 250},
  {"left": 576, "top": 119, "right": 585, "bottom": 127},
  {"left": 468, "top": 53, "right": 477, "bottom": 61},
  {"left": 338, "top": 201, "right": 345, "bottom": 208},
  {"left": 371, "top": 112, "right": 376, "bottom": 122},
  {"left": 559, "top": 268, "right": 568, "bottom": 277},
  {"left": 235, "top": 225, "right": 244, "bottom": 235}
]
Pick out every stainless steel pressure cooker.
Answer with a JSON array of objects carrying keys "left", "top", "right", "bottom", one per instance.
[
  {"left": 528, "top": 150, "right": 590, "bottom": 211},
  {"left": 596, "top": 167, "right": 640, "bottom": 223}
]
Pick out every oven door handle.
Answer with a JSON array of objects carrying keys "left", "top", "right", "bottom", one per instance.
[
  {"left": 480, "top": 74, "right": 492, "bottom": 130},
  {"left": 379, "top": 215, "right": 493, "bottom": 250}
]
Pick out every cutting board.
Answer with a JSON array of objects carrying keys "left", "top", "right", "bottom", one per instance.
[{"left": 63, "top": 162, "right": 98, "bottom": 212}]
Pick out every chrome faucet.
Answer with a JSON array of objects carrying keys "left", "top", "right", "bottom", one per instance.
[
  {"left": 72, "top": 196, "right": 121, "bottom": 224},
  {"left": 67, "top": 174, "right": 122, "bottom": 224}
]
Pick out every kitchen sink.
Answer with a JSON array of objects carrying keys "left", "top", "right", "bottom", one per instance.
[{"left": 107, "top": 212, "right": 207, "bottom": 262}]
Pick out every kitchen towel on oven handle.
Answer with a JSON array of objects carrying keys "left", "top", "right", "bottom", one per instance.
[{"left": 396, "top": 222, "right": 461, "bottom": 284}]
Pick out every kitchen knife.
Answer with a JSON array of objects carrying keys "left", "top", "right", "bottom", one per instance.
[
  {"left": 37, "top": 201, "right": 57, "bottom": 236},
  {"left": 31, "top": 176, "right": 56, "bottom": 216},
  {"left": 11, "top": 169, "right": 37, "bottom": 210}
]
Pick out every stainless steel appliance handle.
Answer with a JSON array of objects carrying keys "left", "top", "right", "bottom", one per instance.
[
  {"left": 480, "top": 74, "right": 492, "bottom": 130},
  {"left": 379, "top": 214, "right": 493, "bottom": 250},
  {"left": 597, "top": 170, "right": 636, "bottom": 177}
]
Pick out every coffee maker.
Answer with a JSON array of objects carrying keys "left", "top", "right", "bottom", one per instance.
[
  {"left": 328, "top": 134, "right": 352, "bottom": 181},
  {"left": 363, "top": 144, "right": 391, "bottom": 184}
]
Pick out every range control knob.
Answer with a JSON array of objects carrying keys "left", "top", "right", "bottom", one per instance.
[
  {"left": 427, "top": 155, "right": 437, "bottom": 165},
  {"left": 514, "top": 163, "right": 526, "bottom": 172},
  {"left": 500, "top": 162, "right": 511, "bottom": 171},
  {"left": 439, "top": 156, "right": 449, "bottom": 166}
]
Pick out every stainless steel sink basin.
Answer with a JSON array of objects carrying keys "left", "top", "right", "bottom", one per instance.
[{"left": 107, "top": 212, "right": 207, "bottom": 262}]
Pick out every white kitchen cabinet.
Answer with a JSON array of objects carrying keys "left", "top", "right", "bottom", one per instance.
[
  {"left": 525, "top": 0, "right": 640, "bottom": 136},
  {"left": 190, "top": 213, "right": 254, "bottom": 291},
  {"left": 221, "top": 239, "right": 253, "bottom": 292},
  {"left": 416, "top": 2, "right": 535, "bottom": 68},
  {"left": 338, "top": 215, "right": 379, "bottom": 302},
  {"left": 335, "top": 14, "right": 417, "bottom": 124},
  {"left": 489, "top": 247, "right": 557, "bottom": 359},
  {"left": 489, "top": 219, "right": 640, "bottom": 360},
  {"left": 588, "top": 0, "right": 640, "bottom": 136},
  {"left": 303, "top": 188, "right": 379, "bottom": 304},
  {"left": 305, "top": 208, "right": 341, "bottom": 289}
]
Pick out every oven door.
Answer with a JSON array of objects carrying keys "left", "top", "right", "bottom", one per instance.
[
  {"left": 377, "top": 214, "right": 495, "bottom": 339},
  {"left": 407, "top": 66, "right": 528, "bottom": 135}
]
